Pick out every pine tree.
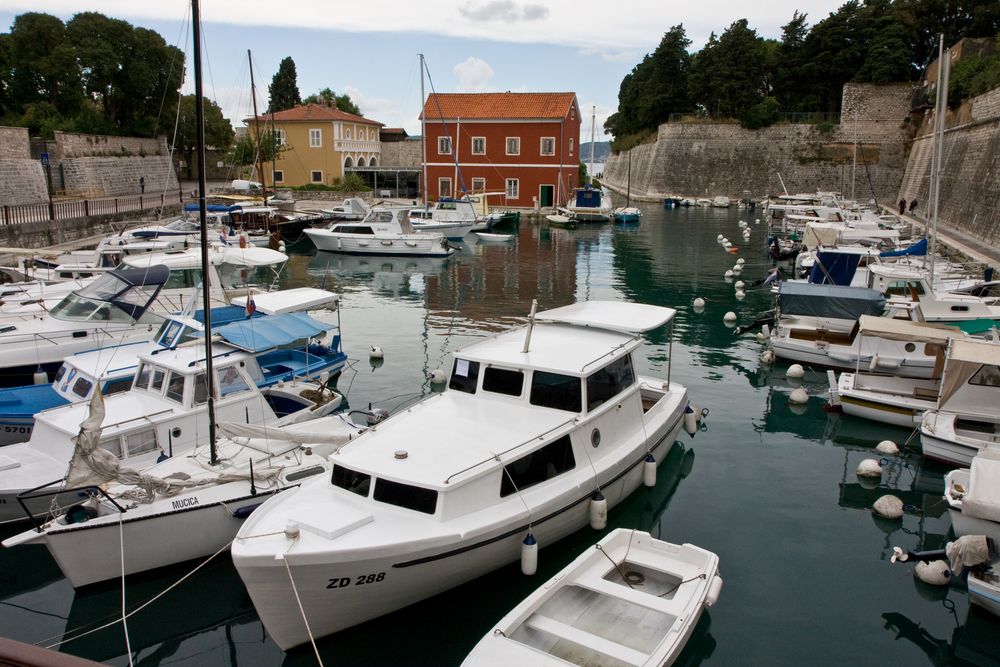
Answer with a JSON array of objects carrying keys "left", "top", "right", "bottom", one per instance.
[{"left": 268, "top": 57, "right": 301, "bottom": 113}]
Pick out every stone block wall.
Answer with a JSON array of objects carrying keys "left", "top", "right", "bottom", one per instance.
[
  {"left": 380, "top": 140, "right": 421, "bottom": 167},
  {"left": 60, "top": 156, "right": 180, "bottom": 197},
  {"left": 0, "top": 127, "right": 30, "bottom": 159},
  {"left": 53, "top": 132, "right": 167, "bottom": 158},
  {"left": 971, "top": 87, "right": 1000, "bottom": 121},
  {"left": 0, "top": 159, "right": 49, "bottom": 205}
]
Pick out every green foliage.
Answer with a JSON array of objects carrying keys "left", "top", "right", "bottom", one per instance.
[
  {"left": 949, "top": 42, "right": 1000, "bottom": 106},
  {"left": 609, "top": 128, "right": 658, "bottom": 153},
  {"left": 579, "top": 161, "right": 588, "bottom": 183},
  {"left": 301, "top": 173, "right": 371, "bottom": 191},
  {"left": 174, "top": 94, "right": 235, "bottom": 177},
  {"left": 303, "top": 87, "right": 363, "bottom": 116},
  {"left": 688, "top": 20, "right": 770, "bottom": 118},
  {"left": 740, "top": 96, "right": 780, "bottom": 129},
  {"left": 229, "top": 129, "right": 285, "bottom": 175},
  {"left": 268, "top": 57, "right": 301, "bottom": 113}
]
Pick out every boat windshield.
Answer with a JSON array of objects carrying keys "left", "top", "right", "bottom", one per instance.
[
  {"left": 49, "top": 271, "right": 164, "bottom": 323},
  {"left": 163, "top": 218, "right": 200, "bottom": 232},
  {"left": 48, "top": 293, "right": 133, "bottom": 323}
]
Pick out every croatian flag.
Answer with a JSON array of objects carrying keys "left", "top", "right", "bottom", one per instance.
[
  {"left": 219, "top": 226, "right": 229, "bottom": 244},
  {"left": 245, "top": 290, "right": 256, "bottom": 317}
]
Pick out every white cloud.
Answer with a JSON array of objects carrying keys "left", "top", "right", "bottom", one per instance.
[
  {"left": 453, "top": 57, "right": 495, "bottom": 92},
  {"left": 579, "top": 48, "right": 637, "bottom": 63},
  {"left": 458, "top": 1, "right": 549, "bottom": 22},
  {"left": 578, "top": 101, "right": 615, "bottom": 144}
]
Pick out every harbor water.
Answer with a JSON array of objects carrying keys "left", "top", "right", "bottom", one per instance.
[{"left": 1, "top": 203, "right": 994, "bottom": 666}]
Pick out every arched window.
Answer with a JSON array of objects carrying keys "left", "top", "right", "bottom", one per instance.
[
  {"left": 369, "top": 157, "right": 378, "bottom": 167},
  {"left": 344, "top": 156, "right": 354, "bottom": 169},
  {"left": 357, "top": 157, "right": 366, "bottom": 167}
]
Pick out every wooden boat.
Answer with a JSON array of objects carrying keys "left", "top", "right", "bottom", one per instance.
[{"left": 463, "top": 529, "right": 722, "bottom": 666}]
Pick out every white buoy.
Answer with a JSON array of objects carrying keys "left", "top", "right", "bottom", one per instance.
[
  {"left": 723, "top": 311, "right": 737, "bottom": 323},
  {"left": 369, "top": 345, "right": 384, "bottom": 360},
  {"left": 876, "top": 440, "right": 900, "bottom": 455},
  {"left": 788, "top": 387, "right": 809, "bottom": 404},
  {"left": 722, "top": 237, "right": 729, "bottom": 245},
  {"left": 32, "top": 367, "right": 47, "bottom": 385},
  {"left": 278, "top": 242, "right": 287, "bottom": 253},
  {"left": 873, "top": 494, "right": 904, "bottom": 519},
  {"left": 589, "top": 492, "right": 608, "bottom": 530},
  {"left": 735, "top": 290, "right": 746, "bottom": 300},
  {"left": 724, "top": 269, "right": 734, "bottom": 278},
  {"left": 760, "top": 349, "right": 775, "bottom": 364},
  {"left": 724, "top": 241, "right": 732, "bottom": 248},
  {"left": 736, "top": 258, "right": 745, "bottom": 266},
  {"left": 428, "top": 368, "right": 446, "bottom": 384},
  {"left": 717, "top": 234, "right": 724, "bottom": 242},
  {"left": 755, "top": 218, "right": 761, "bottom": 224},
  {"left": 755, "top": 332, "right": 766, "bottom": 343},
  {"left": 693, "top": 297, "right": 706, "bottom": 308},
  {"left": 914, "top": 560, "right": 951, "bottom": 586},
  {"left": 732, "top": 265, "right": 742, "bottom": 274},
  {"left": 520, "top": 533, "right": 538, "bottom": 575},
  {"left": 868, "top": 355, "right": 880, "bottom": 371},
  {"left": 786, "top": 363, "right": 805, "bottom": 379},
  {"left": 735, "top": 281, "right": 745, "bottom": 290},
  {"left": 857, "top": 458, "right": 883, "bottom": 478},
  {"left": 643, "top": 453, "right": 657, "bottom": 487},
  {"left": 683, "top": 404, "right": 698, "bottom": 434}
]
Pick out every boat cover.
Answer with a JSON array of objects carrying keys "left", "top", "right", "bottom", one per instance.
[
  {"left": 809, "top": 252, "right": 861, "bottom": 285},
  {"left": 938, "top": 339, "right": 1000, "bottom": 408},
  {"left": 213, "top": 312, "right": 330, "bottom": 352},
  {"left": 777, "top": 282, "right": 885, "bottom": 320},
  {"left": 538, "top": 301, "right": 675, "bottom": 332},
  {"left": 962, "top": 447, "right": 1000, "bottom": 523},
  {"left": 574, "top": 187, "right": 602, "bottom": 208},
  {"left": 880, "top": 238, "right": 928, "bottom": 257},
  {"left": 857, "top": 315, "right": 963, "bottom": 343},
  {"left": 75, "top": 265, "right": 169, "bottom": 319}
]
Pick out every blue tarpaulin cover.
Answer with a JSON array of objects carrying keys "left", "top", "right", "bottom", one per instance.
[
  {"left": 574, "top": 187, "right": 602, "bottom": 208},
  {"left": 214, "top": 312, "right": 330, "bottom": 352},
  {"left": 809, "top": 252, "right": 862, "bottom": 285},
  {"left": 778, "top": 282, "right": 886, "bottom": 320},
  {"left": 879, "top": 238, "right": 928, "bottom": 257}
]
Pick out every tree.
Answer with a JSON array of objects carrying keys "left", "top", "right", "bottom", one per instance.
[
  {"left": 688, "top": 19, "right": 770, "bottom": 117},
  {"left": 268, "top": 57, "right": 301, "bottom": 112},
  {"left": 772, "top": 11, "right": 810, "bottom": 110},
  {"left": 303, "top": 87, "right": 363, "bottom": 116},
  {"left": 174, "top": 94, "right": 234, "bottom": 178},
  {"left": 7, "top": 13, "right": 82, "bottom": 118},
  {"left": 229, "top": 128, "right": 285, "bottom": 177}
]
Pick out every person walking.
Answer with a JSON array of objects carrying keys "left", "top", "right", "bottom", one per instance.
[
  {"left": 909, "top": 198, "right": 918, "bottom": 215},
  {"left": 139, "top": 176, "right": 145, "bottom": 194},
  {"left": 898, "top": 198, "right": 906, "bottom": 215}
]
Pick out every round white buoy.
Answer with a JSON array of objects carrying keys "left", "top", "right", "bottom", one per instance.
[
  {"left": 873, "top": 494, "right": 904, "bottom": 519},
  {"left": 278, "top": 242, "right": 287, "bottom": 253},
  {"left": 369, "top": 345, "right": 384, "bottom": 360},
  {"left": 786, "top": 363, "right": 805, "bottom": 379},
  {"left": 693, "top": 297, "right": 706, "bottom": 308},
  {"left": 755, "top": 218, "right": 761, "bottom": 224},
  {"left": 643, "top": 453, "right": 657, "bottom": 487},
  {"left": 735, "top": 280, "right": 745, "bottom": 290},
  {"left": 723, "top": 311, "right": 738, "bottom": 323},
  {"left": 914, "top": 560, "right": 951, "bottom": 586},
  {"left": 732, "top": 265, "right": 742, "bottom": 274},
  {"left": 32, "top": 367, "right": 47, "bottom": 385},
  {"left": 589, "top": 492, "right": 608, "bottom": 530},
  {"left": 683, "top": 404, "right": 698, "bottom": 434},
  {"left": 724, "top": 241, "right": 732, "bottom": 248},
  {"left": 724, "top": 269, "right": 735, "bottom": 278},
  {"left": 428, "top": 368, "right": 446, "bottom": 384},
  {"left": 876, "top": 440, "right": 900, "bottom": 456},
  {"left": 717, "top": 234, "right": 724, "bottom": 242},
  {"left": 788, "top": 387, "right": 809, "bottom": 404},
  {"left": 722, "top": 237, "right": 729, "bottom": 245},
  {"left": 755, "top": 332, "right": 766, "bottom": 343},
  {"left": 521, "top": 533, "right": 538, "bottom": 575},
  {"left": 857, "top": 458, "right": 883, "bottom": 478},
  {"left": 760, "top": 349, "right": 775, "bottom": 364},
  {"left": 735, "top": 290, "right": 746, "bottom": 300},
  {"left": 736, "top": 258, "right": 745, "bottom": 266}
]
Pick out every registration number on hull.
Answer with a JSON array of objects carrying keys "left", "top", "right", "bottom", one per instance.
[{"left": 327, "top": 572, "right": 386, "bottom": 589}]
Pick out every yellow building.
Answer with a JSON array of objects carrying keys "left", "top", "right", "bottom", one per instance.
[{"left": 248, "top": 103, "right": 383, "bottom": 187}]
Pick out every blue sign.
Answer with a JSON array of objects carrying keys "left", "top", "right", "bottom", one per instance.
[{"left": 40, "top": 152, "right": 49, "bottom": 167}]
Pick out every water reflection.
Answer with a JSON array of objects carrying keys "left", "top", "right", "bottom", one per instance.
[{"left": 882, "top": 606, "right": 1000, "bottom": 667}]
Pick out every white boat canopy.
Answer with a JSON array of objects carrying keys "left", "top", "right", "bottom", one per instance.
[
  {"left": 231, "top": 287, "right": 337, "bottom": 315},
  {"left": 857, "top": 315, "right": 964, "bottom": 343},
  {"left": 537, "top": 301, "right": 676, "bottom": 333},
  {"left": 122, "top": 246, "right": 287, "bottom": 269},
  {"left": 939, "top": 339, "right": 1000, "bottom": 408}
]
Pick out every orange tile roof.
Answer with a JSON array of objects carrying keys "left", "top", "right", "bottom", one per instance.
[
  {"left": 421, "top": 92, "right": 577, "bottom": 120},
  {"left": 249, "top": 103, "right": 383, "bottom": 126}
]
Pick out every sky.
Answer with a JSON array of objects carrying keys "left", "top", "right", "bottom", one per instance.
[{"left": 0, "top": 0, "right": 847, "bottom": 143}]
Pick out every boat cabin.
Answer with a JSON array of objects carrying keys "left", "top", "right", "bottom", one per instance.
[
  {"left": 937, "top": 339, "right": 1000, "bottom": 427},
  {"left": 332, "top": 207, "right": 416, "bottom": 235}
]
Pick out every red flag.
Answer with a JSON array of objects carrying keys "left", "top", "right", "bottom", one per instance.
[{"left": 245, "top": 290, "right": 256, "bottom": 317}]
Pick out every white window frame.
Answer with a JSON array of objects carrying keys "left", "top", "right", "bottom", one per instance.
[
  {"left": 309, "top": 128, "right": 322, "bottom": 148},
  {"left": 505, "top": 137, "right": 520, "bottom": 156},
  {"left": 540, "top": 137, "right": 555, "bottom": 156},
  {"left": 311, "top": 170, "right": 324, "bottom": 184},
  {"left": 439, "top": 177, "right": 452, "bottom": 198},
  {"left": 438, "top": 136, "right": 452, "bottom": 155},
  {"left": 272, "top": 128, "right": 286, "bottom": 146},
  {"left": 471, "top": 177, "right": 486, "bottom": 192},
  {"left": 569, "top": 138, "right": 574, "bottom": 156},
  {"left": 471, "top": 136, "right": 486, "bottom": 155},
  {"left": 506, "top": 178, "right": 519, "bottom": 199},
  {"left": 272, "top": 169, "right": 284, "bottom": 184}
]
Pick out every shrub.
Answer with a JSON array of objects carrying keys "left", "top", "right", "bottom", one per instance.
[{"left": 740, "top": 97, "right": 780, "bottom": 130}]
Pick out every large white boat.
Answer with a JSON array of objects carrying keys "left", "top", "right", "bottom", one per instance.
[
  {"left": 305, "top": 207, "right": 453, "bottom": 257},
  {"left": 563, "top": 185, "right": 612, "bottom": 222},
  {"left": 944, "top": 447, "right": 1000, "bottom": 544},
  {"left": 232, "top": 301, "right": 690, "bottom": 650},
  {"left": 322, "top": 197, "right": 370, "bottom": 221},
  {"left": 463, "top": 528, "right": 722, "bottom": 667},
  {"left": 409, "top": 198, "right": 478, "bottom": 239}
]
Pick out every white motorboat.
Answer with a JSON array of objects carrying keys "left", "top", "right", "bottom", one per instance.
[
  {"left": 322, "top": 197, "right": 370, "bottom": 221},
  {"left": 921, "top": 339, "right": 1000, "bottom": 466},
  {"left": 232, "top": 300, "right": 690, "bottom": 650},
  {"left": 711, "top": 196, "right": 730, "bottom": 208},
  {"left": 3, "top": 411, "right": 365, "bottom": 587},
  {"left": 564, "top": 185, "right": 612, "bottom": 222},
  {"left": 305, "top": 207, "right": 453, "bottom": 257},
  {"left": 463, "top": 528, "right": 722, "bottom": 667},
  {"left": 409, "top": 199, "right": 478, "bottom": 239},
  {"left": 944, "top": 447, "right": 1000, "bottom": 544},
  {"left": 474, "top": 231, "right": 515, "bottom": 243}
]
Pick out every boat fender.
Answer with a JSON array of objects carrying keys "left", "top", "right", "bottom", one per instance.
[
  {"left": 869, "top": 355, "right": 880, "bottom": 371},
  {"left": 736, "top": 258, "right": 746, "bottom": 266},
  {"left": 521, "top": 533, "right": 538, "bottom": 575},
  {"left": 239, "top": 233, "right": 248, "bottom": 248},
  {"left": 643, "top": 453, "right": 657, "bottom": 487},
  {"left": 693, "top": 297, "right": 706, "bottom": 308},
  {"left": 233, "top": 503, "right": 263, "bottom": 519},
  {"left": 405, "top": 241, "right": 418, "bottom": 248},
  {"left": 683, "top": 405, "right": 698, "bottom": 435},
  {"left": 722, "top": 238, "right": 729, "bottom": 245},
  {"left": 872, "top": 494, "right": 903, "bottom": 519},
  {"left": 723, "top": 311, "right": 737, "bottom": 323},
  {"left": 381, "top": 240, "right": 393, "bottom": 246},
  {"left": 786, "top": 364, "right": 805, "bottom": 379},
  {"left": 857, "top": 458, "right": 883, "bottom": 479},
  {"left": 717, "top": 234, "right": 724, "bottom": 243},
  {"left": 914, "top": 560, "right": 951, "bottom": 585},
  {"left": 735, "top": 280, "right": 745, "bottom": 290},
  {"left": 32, "top": 367, "right": 47, "bottom": 385},
  {"left": 732, "top": 264, "right": 742, "bottom": 274},
  {"left": 755, "top": 332, "right": 766, "bottom": 343},
  {"left": 589, "top": 491, "right": 607, "bottom": 530},
  {"left": 788, "top": 387, "right": 809, "bottom": 404},
  {"left": 724, "top": 270, "right": 734, "bottom": 278},
  {"left": 735, "top": 290, "right": 746, "bottom": 301},
  {"left": 755, "top": 218, "right": 761, "bottom": 224},
  {"left": 428, "top": 368, "right": 446, "bottom": 384},
  {"left": 760, "top": 350, "right": 775, "bottom": 365},
  {"left": 369, "top": 345, "right": 384, "bottom": 360},
  {"left": 337, "top": 238, "right": 342, "bottom": 251},
  {"left": 875, "top": 440, "right": 899, "bottom": 456},
  {"left": 706, "top": 575, "right": 724, "bottom": 607}
]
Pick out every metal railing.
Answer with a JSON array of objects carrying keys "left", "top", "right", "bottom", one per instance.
[
  {"left": 665, "top": 111, "right": 841, "bottom": 124},
  {"left": 1, "top": 190, "right": 184, "bottom": 225}
]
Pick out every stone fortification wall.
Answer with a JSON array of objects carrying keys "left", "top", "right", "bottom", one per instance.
[
  {"left": 603, "top": 83, "right": 916, "bottom": 203},
  {"left": 0, "top": 126, "right": 50, "bottom": 205},
  {"left": 53, "top": 132, "right": 167, "bottom": 158},
  {"left": 897, "top": 86, "right": 1000, "bottom": 246},
  {"left": 380, "top": 140, "right": 421, "bottom": 167},
  {"left": 0, "top": 127, "right": 30, "bottom": 159},
  {"left": 60, "top": 156, "right": 180, "bottom": 198}
]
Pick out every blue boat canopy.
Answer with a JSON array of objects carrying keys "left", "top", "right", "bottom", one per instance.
[
  {"left": 574, "top": 187, "right": 602, "bottom": 208},
  {"left": 808, "top": 252, "right": 861, "bottom": 286},
  {"left": 183, "top": 203, "right": 238, "bottom": 212},
  {"left": 879, "top": 238, "right": 928, "bottom": 257},
  {"left": 778, "top": 282, "right": 885, "bottom": 320},
  {"left": 213, "top": 312, "right": 331, "bottom": 352}
]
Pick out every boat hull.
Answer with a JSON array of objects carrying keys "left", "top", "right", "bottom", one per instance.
[
  {"left": 969, "top": 568, "right": 1000, "bottom": 618},
  {"left": 920, "top": 413, "right": 983, "bottom": 467},
  {"left": 304, "top": 230, "right": 452, "bottom": 257}
]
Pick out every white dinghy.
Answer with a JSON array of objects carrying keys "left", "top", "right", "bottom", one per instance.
[
  {"left": 463, "top": 529, "right": 722, "bottom": 667},
  {"left": 232, "top": 300, "right": 691, "bottom": 650}
]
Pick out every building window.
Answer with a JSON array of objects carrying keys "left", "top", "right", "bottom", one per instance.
[
  {"left": 506, "top": 137, "right": 520, "bottom": 155},
  {"left": 345, "top": 128, "right": 352, "bottom": 140},
  {"left": 271, "top": 128, "right": 286, "bottom": 146},
  {"left": 439, "top": 177, "right": 452, "bottom": 198},
  {"left": 438, "top": 136, "right": 452, "bottom": 155},
  {"left": 472, "top": 137, "right": 486, "bottom": 155},
  {"left": 309, "top": 128, "right": 322, "bottom": 147},
  {"left": 569, "top": 138, "right": 574, "bottom": 156},
  {"left": 471, "top": 177, "right": 486, "bottom": 192},
  {"left": 273, "top": 170, "right": 284, "bottom": 184},
  {"left": 540, "top": 137, "right": 555, "bottom": 156},
  {"left": 311, "top": 170, "right": 324, "bottom": 183},
  {"left": 506, "top": 178, "right": 519, "bottom": 199}
]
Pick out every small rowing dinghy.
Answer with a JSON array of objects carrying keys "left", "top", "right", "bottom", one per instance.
[
  {"left": 474, "top": 231, "right": 515, "bottom": 243},
  {"left": 463, "top": 529, "right": 723, "bottom": 666},
  {"left": 545, "top": 213, "right": 576, "bottom": 227}
]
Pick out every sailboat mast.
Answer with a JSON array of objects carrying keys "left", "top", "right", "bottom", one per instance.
[
  {"left": 420, "top": 54, "right": 428, "bottom": 207},
  {"left": 928, "top": 34, "right": 949, "bottom": 289},
  {"left": 248, "top": 50, "right": 268, "bottom": 207},
  {"left": 192, "top": 0, "right": 218, "bottom": 463},
  {"left": 589, "top": 106, "right": 596, "bottom": 186}
]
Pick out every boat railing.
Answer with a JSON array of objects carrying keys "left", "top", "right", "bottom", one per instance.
[
  {"left": 442, "top": 416, "right": 578, "bottom": 485},
  {"left": 16, "top": 479, "right": 128, "bottom": 531}
]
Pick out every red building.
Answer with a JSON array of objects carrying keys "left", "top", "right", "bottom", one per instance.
[{"left": 420, "top": 92, "right": 580, "bottom": 209}]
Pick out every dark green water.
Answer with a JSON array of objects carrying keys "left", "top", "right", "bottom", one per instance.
[{"left": 1, "top": 204, "right": 996, "bottom": 666}]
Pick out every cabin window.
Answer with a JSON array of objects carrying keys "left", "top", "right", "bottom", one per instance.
[
  {"left": 969, "top": 364, "right": 1000, "bottom": 387},
  {"left": 374, "top": 478, "right": 438, "bottom": 514},
  {"left": 338, "top": 225, "right": 375, "bottom": 235},
  {"left": 193, "top": 373, "right": 209, "bottom": 404},
  {"left": 151, "top": 369, "right": 166, "bottom": 392},
  {"left": 540, "top": 137, "right": 555, "bottom": 156},
  {"left": 100, "top": 436, "right": 123, "bottom": 458},
  {"left": 472, "top": 137, "right": 485, "bottom": 155},
  {"left": 134, "top": 364, "right": 151, "bottom": 390},
  {"left": 218, "top": 365, "right": 251, "bottom": 397},
  {"left": 54, "top": 365, "right": 67, "bottom": 384},
  {"left": 471, "top": 177, "right": 486, "bottom": 192},
  {"left": 530, "top": 371, "right": 582, "bottom": 412},
  {"left": 309, "top": 128, "right": 322, "bottom": 148},
  {"left": 506, "top": 137, "right": 520, "bottom": 155},
  {"left": 72, "top": 377, "right": 93, "bottom": 398},
  {"left": 163, "top": 268, "right": 202, "bottom": 291},
  {"left": 438, "top": 136, "right": 452, "bottom": 155},
  {"left": 449, "top": 358, "right": 480, "bottom": 394},
  {"left": 166, "top": 372, "right": 186, "bottom": 403},
  {"left": 125, "top": 428, "right": 157, "bottom": 457},
  {"left": 332, "top": 465, "right": 372, "bottom": 496},
  {"left": 102, "top": 378, "right": 132, "bottom": 396},
  {"left": 586, "top": 355, "right": 635, "bottom": 411},
  {"left": 506, "top": 179, "right": 519, "bottom": 199},
  {"left": 156, "top": 320, "right": 183, "bottom": 346},
  {"left": 500, "top": 435, "right": 575, "bottom": 497},
  {"left": 286, "top": 465, "right": 325, "bottom": 482},
  {"left": 483, "top": 367, "right": 524, "bottom": 397}
]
